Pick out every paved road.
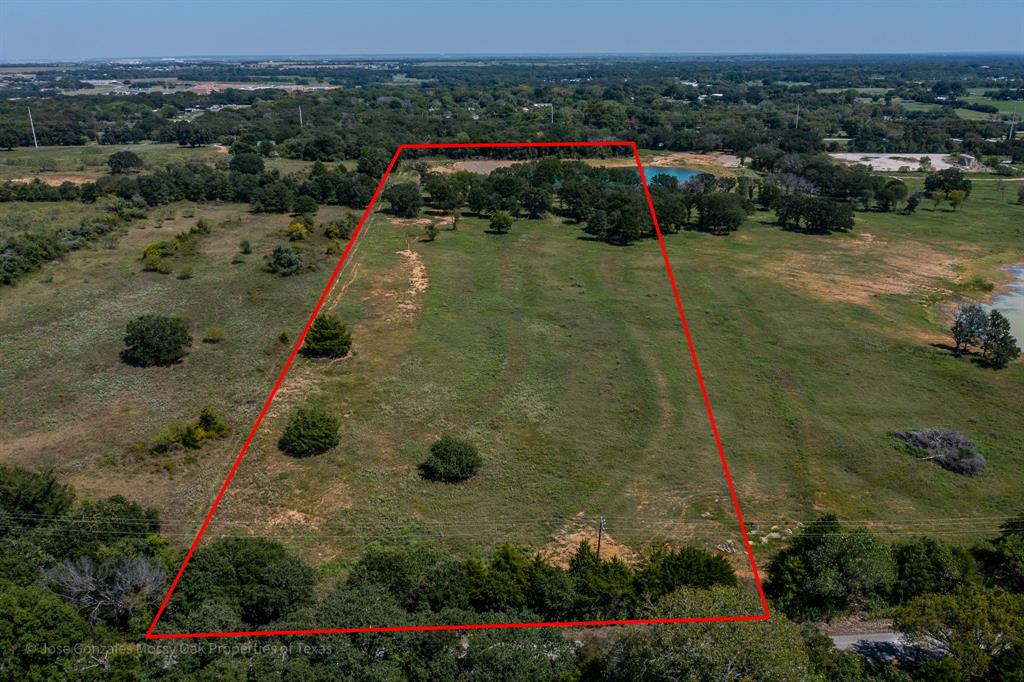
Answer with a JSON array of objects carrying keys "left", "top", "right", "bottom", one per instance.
[
  {"left": 831, "top": 632, "right": 936, "bottom": 664},
  {"left": 831, "top": 632, "right": 904, "bottom": 650}
]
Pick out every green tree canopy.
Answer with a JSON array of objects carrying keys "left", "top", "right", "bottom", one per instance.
[
  {"left": 107, "top": 150, "right": 144, "bottom": 175},
  {"left": 766, "top": 514, "right": 894, "bottom": 620},
  {"left": 120, "top": 314, "right": 192, "bottom": 367},
  {"left": 303, "top": 313, "right": 352, "bottom": 358},
  {"left": 277, "top": 404, "right": 340, "bottom": 457},
  {"left": 419, "top": 436, "right": 482, "bottom": 482}
]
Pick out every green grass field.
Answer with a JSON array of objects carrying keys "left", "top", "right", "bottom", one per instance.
[
  {"left": 0, "top": 143, "right": 228, "bottom": 182},
  {"left": 1, "top": 175, "right": 1022, "bottom": 570},
  {"left": 207, "top": 210, "right": 741, "bottom": 566},
  {"left": 964, "top": 90, "right": 1024, "bottom": 115},
  {"left": 0, "top": 202, "right": 363, "bottom": 545}
]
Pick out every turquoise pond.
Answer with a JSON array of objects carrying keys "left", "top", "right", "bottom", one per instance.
[
  {"left": 990, "top": 265, "right": 1024, "bottom": 341},
  {"left": 643, "top": 167, "right": 699, "bottom": 183}
]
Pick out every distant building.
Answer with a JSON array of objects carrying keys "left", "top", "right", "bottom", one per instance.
[{"left": 955, "top": 154, "right": 975, "bottom": 168}]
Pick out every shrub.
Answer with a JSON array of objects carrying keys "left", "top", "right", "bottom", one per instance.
[
  {"left": 202, "top": 326, "right": 225, "bottom": 343},
  {"left": 120, "top": 315, "right": 191, "bottom": 367},
  {"left": 488, "top": 211, "right": 513, "bottom": 234},
  {"left": 238, "top": 240, "right": 252, "bottom": 254},
  {"left": 265, "top": 245, "right": 304, "bottom": 276},
  {"left": 107, "top": 150, "right": 143, "bottom": 175},
  {"left": 148, "top": 406, "right": 228, "bottom": 454},
  {"left": 303, "top": 314, "right": 351, "bottom": 358},
  {"left": 278, "top": 331, "right": 290, "bottom": 344},
  {"left": 424, "top": 223, "right": 439, "bottom": 241},
  {"left": 278, "top": 405, "right": 340, "bottom": 457},
  {"left": 293, "top": 195, "right": 319, "bottom": 215},
  {"left": 323, "top": 214, "right": 358, "bottom": 240},
  {"left": 197, "top": 406, "right": 229, "bottom": 438},
  {"left": 419, "top": 436, "right": 481, "bottom": 482},
  {"left": 892, "top": 428, "right": 986, "bottom": 476},
  {"left": 284, "top": 220, "right": 309, "bottom": 241}
]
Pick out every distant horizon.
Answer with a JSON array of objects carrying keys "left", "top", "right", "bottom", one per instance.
[
  {"left": 2, "top": 0, "right": 1021, "bottom": 62},
  {"left": 2, "top": 51, "right": 1022, "bottom": 66}
]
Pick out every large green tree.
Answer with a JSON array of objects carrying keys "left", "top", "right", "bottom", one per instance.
[
  {"left": 896, "top": 586, "right": 1024, "bottom": 680},
  {"left": 604, "top": 586, "right": 816, "bottom": 681},
  {"left": 173, "top": 537, "right": 316, "bottom": 626},
  {"left": 766, "top": 514, "right": 894, "bottom": 620},
  {"left": 120, "top": 315, "right": 192, "bottom": 367}
]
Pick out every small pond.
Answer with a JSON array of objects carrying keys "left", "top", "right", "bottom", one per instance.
[
  {"left": 990, "top": 264, "right": 1024, "bottom": 341},
  {"left": 643, "top": 167, "right": 699, "bottom": 184}
]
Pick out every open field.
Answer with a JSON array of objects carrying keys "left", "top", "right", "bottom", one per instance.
[
  {"left": 1, "top": 176, "right": 1022, "bottom": 570},
  {"left": 0, "top": 202, "right": 363, "bottom": 543},
  {"left": 0, "top": 143, "right": 227, "bottom": 183},
  {"left": 964, "top": 90, "right": 1024, "bottom": 115},
  {"left": 205, "top": 209, "right": 741, "bottom": 566},
  {"left": 0, "top": 143, "right": 317, "bottom": 184}
]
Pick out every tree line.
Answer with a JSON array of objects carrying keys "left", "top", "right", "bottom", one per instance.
[{"left": 2, "top": 466, "right": 1021, "bottom": 679}]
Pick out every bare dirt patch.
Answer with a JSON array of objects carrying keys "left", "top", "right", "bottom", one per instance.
[
  {"left": 830, "top": 152, "right": 956, "bottom": 172},
  {"left": 540, "top": 514, "right": 637, "bottom": 568},
  {"left": 381, "top": 246, "right": 429, "bottom": 320},
  {"left": 11, "top": 174, "right": 95, "bottom": 186},
  {"left": 648, "top": 151, "right": 742, "bottom": 168},
  {"left": 430, "top": 159, "right": 520, "bottom": 174},
  {"left": 758, "top": 238, "right": 962, "bottom": 305}
]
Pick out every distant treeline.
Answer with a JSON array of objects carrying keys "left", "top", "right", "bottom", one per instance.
[{"left": 2, "top": 56, "right": 1022, "bottom": 160}]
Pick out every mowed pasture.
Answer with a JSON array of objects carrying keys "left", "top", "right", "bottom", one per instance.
[{"left": 205, "top": 208, "right": 741, "bottom": 566}]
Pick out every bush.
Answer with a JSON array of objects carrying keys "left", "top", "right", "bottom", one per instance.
[
  {"left": 148, "top": 406, "right": 228, "bottom": 454},
  {"left": 284, "top": 220, "right": 309, "bottom": 241},
  {"left": 202, "top": 326, "right": 225, "bottom": 343},
  {"left": 120, "top": 315, "right": 191, "bottom": 367},
  {"left": 265, "top": 245, "right": 304, "bottom": 276},
  {"left": 323, "top": 214, "right": 358, "bottom": 240},
  {"left": 893, "top": 428, "right": 986, "bottom": 476},
  {"left": 303, "top": 314, "right": 351, "bottom": 358},
  {"left": 107, "top": 150, "right": 143, "bottom": 175},
  {"left": 278, "top": 405, "right": 340, "bottom": 457},
  {"left": 419, "top": 436, "right": 481, "bottom": 482},
  {"left": 293, "top": 195, "right": 319, "bottom": 215},
  {"left": 488, "top": 210, "right": 513, "bottom": 234},
  {"left": 176, "top": 537, "right": 316, "bottom": 626},
  {"left": 238, "top": 239, "right": 252, "bottom": 254}
]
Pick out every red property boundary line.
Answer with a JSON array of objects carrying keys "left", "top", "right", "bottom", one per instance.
[{"left": 145, "top": 140, "right": 770, "bottom": 639}]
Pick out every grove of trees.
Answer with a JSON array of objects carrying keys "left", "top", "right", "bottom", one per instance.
[{"left": 2, "top": 465, "right": 1023, "bottom": 679}]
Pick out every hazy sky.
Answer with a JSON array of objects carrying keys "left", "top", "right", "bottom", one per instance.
[{"left": 1, "top": 0, "right": 1021, "bottom": 61}]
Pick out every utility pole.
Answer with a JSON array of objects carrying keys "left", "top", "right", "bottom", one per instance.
[
  {"left": 298, "top": 106, "right": 303, "bottom": 128},
  {"left": 27, "top": 107, "right": 39, "bottom": 148},
  {"left": 596, "top": 516, "right": 606, "bottom": 559},
  {"left": 794, "top": 103, "right": 800, "bottom": 130}
]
